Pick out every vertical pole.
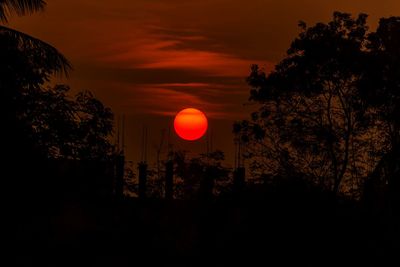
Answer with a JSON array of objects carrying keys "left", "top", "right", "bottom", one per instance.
[
  {"left": 200, "top": 167, "right": 215, "bottom": 200},
  {"left": 138, "top": 162, "right": 147, "bottom": 199},
  {"left": 115, "top": 153, "right": 125, "bottom": 199},
  {"left": 233, "top": 167, "right": 245, "bottom": 195},
  {"left": 165, "top": 160, "right": 174, "bottom": 200},
  {"left": 121, "top": 114, "right": 125, "bottom": 151}
]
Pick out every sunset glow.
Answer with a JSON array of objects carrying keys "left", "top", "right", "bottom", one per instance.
[{"left": 174, "top": 108, "right": 208, "bottom": 141}]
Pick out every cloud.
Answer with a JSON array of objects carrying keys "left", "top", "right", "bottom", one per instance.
[
  {"left": 109, "top": 82, "right": 233, "bottom": 119},
  {"left": 98, "top": 30, "right": 269, "bottom": 77}
]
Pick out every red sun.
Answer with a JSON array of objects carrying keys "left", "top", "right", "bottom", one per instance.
[{"left": 174, "top": 108, "right": 208, "bottom": 141}]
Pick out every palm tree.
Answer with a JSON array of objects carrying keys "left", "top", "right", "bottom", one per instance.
[{"left": 0, "top": 0, "right": 71, "bottom": 75}]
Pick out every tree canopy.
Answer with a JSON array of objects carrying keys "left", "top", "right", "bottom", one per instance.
[
  {"left": 236, "top": 12, "right": 400, "bottom": 198},
  {"left": 1, "top": 0, "right": 113, "bottom": 162}
]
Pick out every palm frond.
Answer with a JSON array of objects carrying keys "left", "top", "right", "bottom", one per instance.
[
  {"left": 0, "top": 25, "right": 72, "bottom": 76},
  {"left": 0, "top": 0, "right": 46, "bottom": 22}
]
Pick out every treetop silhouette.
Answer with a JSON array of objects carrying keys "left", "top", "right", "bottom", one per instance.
[
  {"left": 236, "top": 12, "right": 400, "bottom": 199},
  {"left": 0, "top": 0, "right": 70, "bottom": 76}
]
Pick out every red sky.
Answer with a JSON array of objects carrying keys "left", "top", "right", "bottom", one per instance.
[{"left": 8, "top": 0, "right": 400, "bottom": 165}]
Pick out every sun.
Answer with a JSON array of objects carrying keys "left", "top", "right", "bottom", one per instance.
[{"left": 174, "top": 108, "right": 208, "bottom": 141}]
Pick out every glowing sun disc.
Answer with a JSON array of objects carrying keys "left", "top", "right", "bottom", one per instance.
[{"left": 174, "top": 108, "right": 208, "bottom": 141}]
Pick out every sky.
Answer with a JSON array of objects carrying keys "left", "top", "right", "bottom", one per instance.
[{"left": 8, "top": 0, "right": 400, "bottom": 166}]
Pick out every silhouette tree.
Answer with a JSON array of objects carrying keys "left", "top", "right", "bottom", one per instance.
[
  {"left": 0, "top": 0, "right": 44, "bottom": 22},
  {"left": 21, "top": 85, "right": 114, "bottom": 160},
  {"left": 236, "top": 12, "right": 384, "bottom": 197},
  {"left": 0, "top": 0, "right": 70, "bottom": 159},
  {"left": 360, "top": 17, "right": 400, "bottom": 208},
  {"left": 0, "top": 1, "right": 114, "bottom": 206},
  {"left": 0, "top": 0, "right": 70, "bottom": 75}
]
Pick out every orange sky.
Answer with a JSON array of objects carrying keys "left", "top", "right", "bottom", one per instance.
[{"left": 8, "top": 0, "right": 400, "bottom": 165}]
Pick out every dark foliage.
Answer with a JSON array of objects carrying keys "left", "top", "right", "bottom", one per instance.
[{"left": 236, "top": 12, "right": 400, "bottom": 202}]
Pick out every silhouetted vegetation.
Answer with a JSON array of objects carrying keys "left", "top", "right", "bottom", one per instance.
[
  {"left": 234, "top": 12, "right": 400, "bottom": 205},
  {"left": 21, "top": 84, "right": 114, "bottom": 160},
  {"left": 2, "top": 2, "right": 116, "bottom": 263}
]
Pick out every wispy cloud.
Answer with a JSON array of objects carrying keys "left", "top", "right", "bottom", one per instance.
[
  {"left": 112, "top": 83, "right": 234, "bottom": 119},
  {"left": 99, "top": 31, "right": 266, "bottom": 77}
]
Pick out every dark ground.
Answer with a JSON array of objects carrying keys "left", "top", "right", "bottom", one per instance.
[{"left": 7, "top": 180, "right": 400, "bottom": 267}]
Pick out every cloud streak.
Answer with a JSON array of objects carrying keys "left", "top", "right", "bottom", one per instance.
[
  {"left": 105, "top": 81, "right": 246, "bottom": 119},
  {"left": 99, "top": 30, "right": 269, "bottom": 78}
]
